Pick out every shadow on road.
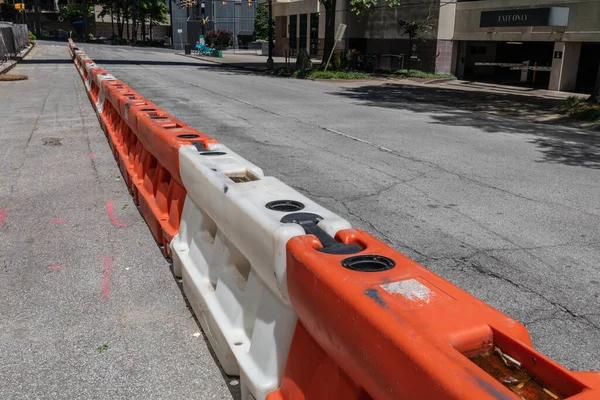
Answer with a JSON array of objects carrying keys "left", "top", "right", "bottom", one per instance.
[{"left": 332, "top": 83, "right": 600, "bottom": 169}]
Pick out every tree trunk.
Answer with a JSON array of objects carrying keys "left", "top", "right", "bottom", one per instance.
[
  {"left": 149, "top": 18, "right": 153, "bottom": 40},
  {"left": 117, "top": 11, "right": 123, "bottom": 39},
  {"left": 33, "top": 0, "right": 41, "bottom": 37},
  {"left": 407, "top": 37, "right": 413, "bottom": 71},
  {"left": 589, "top": 62, "right": 600, "bottom": 103},
  {"left": 125, "top": 9, "right": 130, "bottom": 41},
  {"left": 141, "top": 18, "right": 146, "bottom": 43},
  {"left": 321, "top": 0, "right": 336, "bottom": 66},
  {"left": 111, "top": 11, "right": 115, "bottom": 38}
]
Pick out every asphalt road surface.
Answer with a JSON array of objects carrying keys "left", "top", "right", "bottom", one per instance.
[{"left": 4, "top": 41, "right": 599, "bottom": 396}]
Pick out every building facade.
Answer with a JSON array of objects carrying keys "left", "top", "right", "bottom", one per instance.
[
  {"left": 270, "top": 0, "right": 600, "bottom": 92},
  {"left": 452, "top": 0, "right": 600, "bottom": 92},
  {"left": 270, "top": 0, "right": 446, "bottom": 70},
  {"left": 170, "top": 0, "right": 256, "bottom": 51}
]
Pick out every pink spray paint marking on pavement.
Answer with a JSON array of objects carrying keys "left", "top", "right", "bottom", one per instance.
[
  {"left": 48, "top": 265, "right": 61, "bottom": 271},
  {"left": 101, "top": 255, "right": 113, "bottom": 300},
  {"left": 105, "top": 200, "right": 127, "bottom": 227},
  {"left": 51, "top": 218, "right": 66, "bottom": 224},
  {"left": 89, "top": 152, "right": 95, "bottom": 159},
  {"left": 0, "top": 209, "right": 7, "bottom": 228}
]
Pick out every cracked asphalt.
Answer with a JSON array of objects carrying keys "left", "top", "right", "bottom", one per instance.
[{"left": 5, "top": 40, "right": 599, "bottom": 390}]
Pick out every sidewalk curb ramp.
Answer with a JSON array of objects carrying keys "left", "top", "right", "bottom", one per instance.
[{"left": 68, "top": 39, "right": 600, "bottom": 400}]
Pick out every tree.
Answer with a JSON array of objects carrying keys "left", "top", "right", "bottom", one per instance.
[
  {"left": 60, "top": 2, "right": 93, "bottom": 39},
  {"left": 0, "top": 3, "right": 17, "bottom": 22},
  {"left": 397, "top": 12, "right": 433, "bottom": 70},
  {"left": 254, "top": 5, "right": 273, "bottom": 41},
  {"left": 147, "top": 0, "right": 168, "bottom": 41},
  {"left": 320, "top": 0, "right": 400, "bottom": 66},
  {"left": 98, "top": 0, "right": 167, "bottom": 43}
]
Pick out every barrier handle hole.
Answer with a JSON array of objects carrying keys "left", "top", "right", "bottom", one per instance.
[
  {"left": 341, "top": 255, "right": 396, "bottom": 272},
  {"left": 266, "top": 200, "right": 305, "bottom": 212}
]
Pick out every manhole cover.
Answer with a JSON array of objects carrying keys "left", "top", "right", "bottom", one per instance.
[{"left": 42, "top": 137, "right": 62, "bottom": 146}]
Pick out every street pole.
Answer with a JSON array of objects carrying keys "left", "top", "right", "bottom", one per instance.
[
  {"left": 82, "top": 0, "right": 87, "bottom": 41},
  {"left": 233, "top": 0, "right": 235, "bottom": 54},
  {"left": 168, "top": 0, "right": 174, "bottom": 48},
  {"left": 201, "top": 1, "right": 205, "bottom": 36},
  {"left": 266, "top": 0, "right": 273, "bottom": 70}
]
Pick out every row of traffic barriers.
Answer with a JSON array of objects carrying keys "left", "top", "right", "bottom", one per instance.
[
  {"left": 68, "top": 39, "right": 600, "bottom": 400},
  {"left": 69, "top": 39, "right": 218, "bottom": 256}
]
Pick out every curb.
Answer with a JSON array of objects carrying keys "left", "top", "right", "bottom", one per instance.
[
  {"left": 176, "top": 52, "right": 267, "bottom": 73},
  {"left": 0, "top": 43, "right": 35, "bottom": 75},
  {"left": 423, "top": 77, "right": 457, "bottom": 85}
]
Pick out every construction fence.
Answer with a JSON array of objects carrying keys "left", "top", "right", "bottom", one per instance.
[{"left": 0, "top": 22, "right": 29, "bottom": 65}]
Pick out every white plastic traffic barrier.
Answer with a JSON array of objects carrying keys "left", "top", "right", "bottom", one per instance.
[
  {"left": 91, "top": 72, "right": 116, "bottom": 114},
  {"left": 76, "top": 55, "right": 92, "bottom": 79},
  {"left": 83, "top": 62, "right": 100, "bottom": 91},
  {"left": 171, "top": 145, "right": 352, "bottom": 400},
  {"left": 73, "top": 50, "right": 84, "bottom": 72}
]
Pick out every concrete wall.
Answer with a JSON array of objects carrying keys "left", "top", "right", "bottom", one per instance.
[
  {"left": 345, "top": 0, "right": 440, "bottom": 41},
  {"left": 454, "top": 0, "right": 600, "bottom": 42}
]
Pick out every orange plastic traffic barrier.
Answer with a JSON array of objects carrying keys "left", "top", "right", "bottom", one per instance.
[
  {"left": 68, "top": 43, "right": 219, "bottom": 255},
  {"left": 269, "top": 228, "right": 600, "bottom": 400}
]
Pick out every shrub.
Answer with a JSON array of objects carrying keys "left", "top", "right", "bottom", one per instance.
[
  {"left": 393, "top": 69, "right": 454, "bottom": 79},
  {"left": 28, "top": 31, "right": 36, "bottom": 41},
  {"left": 558, "top": 96, "right": 600, "bottom": 122},
  {"left": 204, "top": 29, "right": 232, "bottom": 48},
  {"left": 293, "top": 69, "right": 371, "bottom": 80}
]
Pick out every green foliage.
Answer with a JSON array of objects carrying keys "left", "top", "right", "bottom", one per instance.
[
  {"left": 293, "top": 69, "right": 372, "bottom": 80},
  {"left": 393, "top": 69, "right": 453, "bottom": 79},
  {"left": 254, "top": 6, "right": 273, "bottom": 41},
  {"left": 28, "top": 31, "right": 36, "bottom": 41},
  {"left": 147, "top": 0, "right": 168, "bottom": 24},
  {"left": 397, "top": 18, "right": 433, "bottom": 41},
  {"left": 349, "top": 0, "right": 401, "bottom": 15},
  {"left": 0, "top": 2, "right": 16, "bottom": 22},
  {"left": 60, "top": 3, "right": 93, "bottom": 24},
  {"left": 559, "top": 96, "right": 600, "bottom": 122},
  {"left": 564, "top": 96, "right": 584, "bottom": 107},
  {"left": 97, "top": 343, "right": 109, "bottom": 353},
  {"left": 97, "top": 0, "right": 168, "bottom": 40}
]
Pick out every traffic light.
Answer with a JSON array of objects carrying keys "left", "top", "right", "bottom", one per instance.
[
  {"left": 247, "top": 0, "right": 252, "bottom": 6},
  {"left": 14, "top": 3, "right": 25, "bottom": 10}
]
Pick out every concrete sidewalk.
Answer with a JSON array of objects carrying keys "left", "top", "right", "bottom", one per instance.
[
  {"left": 0, "top": 43, "right": 237, "bottom": 399},
  {"left": 0, "top": 43, "right": 35, "bottom": 75},
  {"left": 179, "top": 51, "right": 297, "bottom": 72}
]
